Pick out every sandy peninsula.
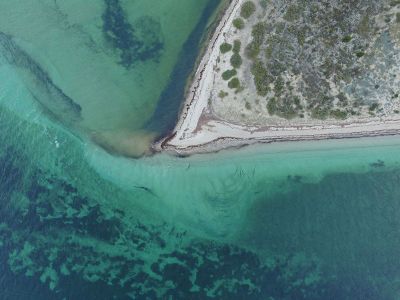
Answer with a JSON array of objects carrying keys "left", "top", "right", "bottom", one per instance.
[{"left": 156, "top": 0, "right": 400, "bottom": 155}]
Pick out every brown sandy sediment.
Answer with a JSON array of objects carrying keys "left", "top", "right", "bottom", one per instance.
[{"left": 93, "top": 129, "right": 157, "bottom": 158}]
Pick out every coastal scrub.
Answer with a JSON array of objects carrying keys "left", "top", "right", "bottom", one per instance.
[{"left": 240, "top": 1, "right": 256, "bottom": 19}]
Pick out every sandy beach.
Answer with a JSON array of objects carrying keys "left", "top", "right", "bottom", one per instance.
[{"left": 156, "top": 0, "right": 400, "bottom": 155}]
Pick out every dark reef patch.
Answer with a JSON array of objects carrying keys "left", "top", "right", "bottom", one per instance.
[
  {"left": 102, "top": 0, "right": 164, "bottom": 68},
  {"left": 370, "top": 159, "right": 385, "bottom": 168}
]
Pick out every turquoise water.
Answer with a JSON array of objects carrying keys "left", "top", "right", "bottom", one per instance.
[
  {"left": 1, "top": 1, "right": 400, "bottom": 299},
  {"left": 0, "top": 0, "right": 218, "bottom": 156}
]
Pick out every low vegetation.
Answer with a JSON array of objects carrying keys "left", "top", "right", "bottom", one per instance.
[
  {"left": 228, "top": 77, "right": 240, "bottom": 89},
  {"left": 233, "top": 18, "right": 245, "bottom": 30},
  {"left": 233, "top": 40, "right": 241, "bottom": 53},
  {"left": 220, "top": 42, "right": 232, "bottom": 53},
  {"left": 222, "top": 69, "right": 237, "bottom": 80},
  {"left": 236, "top": 0, "right": 398, "bottom": 120},
  {"left": 218, "top": 90, "right": 228, "bottom": 98},
  {"left": 240, "top": 1, "right": 256, "bottom": 19},
  {"left": 251, "top": 60, "right": 271, "bottom": 96},
  {"left": 230, "top": 53, "right": 242, "bottom": 68},
  {"left": 212, "top": 0, "right": 400, "bottom": 124}
]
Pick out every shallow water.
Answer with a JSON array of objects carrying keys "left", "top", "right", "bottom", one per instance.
[
  {"left": 1, "top": 1, "right": 400, "bottom": 299},
  {"left": 0, "top": 0, "right": 218, "bottom": 156},
  {"left": 2, "top": 94, "right": 400, "bottom": 299}
]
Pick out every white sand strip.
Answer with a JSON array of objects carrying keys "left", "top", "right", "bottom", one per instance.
[
  {"left": 164, "top": 118, "right": 400, "bottom": 154},
  {"left": 163, "top": 0, "right": 244, "bottom": 138}
]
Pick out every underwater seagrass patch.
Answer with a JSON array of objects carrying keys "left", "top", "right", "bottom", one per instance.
[{"left": 102, "top": 0, "right": 164, "bottom": 68}]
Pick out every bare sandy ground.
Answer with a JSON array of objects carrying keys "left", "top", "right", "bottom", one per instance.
[{"left": 155, "top": 0, "right": 400, "bottom": 155}]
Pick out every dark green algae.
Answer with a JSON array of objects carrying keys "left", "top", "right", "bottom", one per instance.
[{"left": 102, "top": 0, "right": 164, "bottom": 69}]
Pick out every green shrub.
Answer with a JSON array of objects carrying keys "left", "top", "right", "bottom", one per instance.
[
  {"left": 230, "top": 53, "right": 242, "bottom": 68},
  {"left": 259, "top": 0, "right": 268, "bottom": 9},
  {"left": 293, "top": 96, "right": 301, "bottom": 106},
  {"left": 311, "top": 107, "right": 329, "bottom": 119},
  {"left": 267, "top": 97, "right": 300, "bottom": 118},
  {"left": 233, "top": 40, "right": 241, "bottom": 53},
  {"left": 283, "top": 4, "right": 301, "bottom": 22},
  {"left": 245, "top": 41, "right": 260, "bottom": 59},
  {"left": 245, "top": 22, "right": 266, "bottom": 60},
  {"left": 220, "top": 42, "right": 232, "bottom": 53},
  {"left": 267, "top": 98, "right": 277, "bottom": 115},
  {"left": 355, "top": 51, "right": 365, "bottom": 58},
  {"left": 265, "top": 46, "right": 273, "bottom": 59},
  {"left": 251, "top": 61, "right": 271, "bottom": 96},
  {"left": 218, "top": 90, "right": 228, "bottom": 98},
  {"left": 369, "top": 103, "right": 379, "bottom": 111},
  {"left": 296, "top": 29, "right": 306, "bottom": 46},
  {"left": 252, "top": 22, "right": 266, "bottom": 45},
  {"left": 342, "top": 35, "right": 352, "bottom": 43},
  {"left": 330, "top": 109, "right": 348, "bottom": 119},
  {"left": 222, "top": 69, "right": 237, "bottom": 80},
  {"left": 228, "top": 77, "right": 240, "bottom": 89},
  {"left": 233, "top": 18, "right": 245, "bottom": 29},
  {"left": 357, "top": 15, "right": 370, "bottom": 36},
  {"left": 241, "top": 1, "right": 256, "bottom": 19},
  {"left": 274, "top": 76, "right": 285, "bottom": 96}
]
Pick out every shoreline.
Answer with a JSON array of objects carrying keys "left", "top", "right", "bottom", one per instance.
[
  {"left": 180, "top": 0, "right": 233, "bottom": 102},
  {"left": 153, "top": 0, "right": 400, "bottom": 156},
  {"left": 162, "top": 0, "right": 242, "bottom": 137},
  {"left": 158, "top": 117, "right": 400, "bottom": 156}
]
